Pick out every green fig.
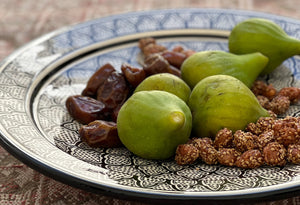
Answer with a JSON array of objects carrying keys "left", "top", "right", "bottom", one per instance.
[
  {"left": 188, "top": 75, "right": 270, "bottom": 138},
  {"left": 229, "top": 18, "right": 300, "bottom": 75},
  {"left": 134, "top": 73, "right": 191, "bottom": 102},
  {"left": 181, "top": 50, "right": 268, "bottom": 88},
  {"left": 117, "top": 90, "right": 192, "bottom": 160}
]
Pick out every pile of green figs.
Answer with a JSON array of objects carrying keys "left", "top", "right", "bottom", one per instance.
[{"left": 116, "top": 18, "right": 300, "bottom": 160}]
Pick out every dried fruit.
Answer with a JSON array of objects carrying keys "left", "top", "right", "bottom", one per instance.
[
  {"left": 66, "top": 95, "right": 109, "bottom": 124},
  {"left": 79, "top": 120, "right": 122, "bottom": 148}
]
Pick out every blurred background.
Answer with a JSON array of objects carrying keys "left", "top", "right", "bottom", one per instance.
[
  {"left": 1, "top": 0, "right": 300, "bottom": 62},
  {"left": 1, "top": 0, "right": 300, "bottom": 204}
]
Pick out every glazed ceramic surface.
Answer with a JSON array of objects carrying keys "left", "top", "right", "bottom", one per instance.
[{"left": 0, "top": 9, "right": 300, "bottom": 200}]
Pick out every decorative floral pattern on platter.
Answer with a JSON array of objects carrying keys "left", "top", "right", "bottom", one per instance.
[
  {"left": 0, "top": 9, "right": 300, "bottom": 196},
  {"left": 38, "top": 40, "right": 300, "bottom": 192}
]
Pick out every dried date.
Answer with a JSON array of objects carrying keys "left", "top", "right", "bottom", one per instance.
[
  {"left": 121, "top": 63, "right": 146, "bottom": 87},
  {"left": 111, "top": 104, "right": 122, "bottom": 122},
  {"left": 82, "top": 63, "right": 116, "bottom": 97},
  {"left": 138, "top": 37, "right": 156, "bottom": 50},
  {"left": 66, "top": 95, "right": 110, "bottom": 124},
  {"left": 161, "top": 50, "right": 187, "bottom": 69},
  {"left": 138, "top": 37, "right": 167, "bottom": 57},
  {"left": 143, "top": 53, "right": 181, "bottom": 77},
  {"left": 79, "top": 120, "right": 122, "bottom": 148},
  {"left": 96, "top": 71, "right": 129, "bottom": 111}
]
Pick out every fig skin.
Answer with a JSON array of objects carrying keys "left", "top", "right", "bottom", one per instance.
[
  {"left": 188, "top": 75, "right": 270, "bottom": 138},
  {"left": 117, "top": 90, "right": 192, "bottom": 160},
  {"left": 229, "top": 18, "right": 300, "bottom": 75},
  {"left": 181, "top": 50, "right": 268, "bottom": 88},
  {"left": 134, "top": 73, "right": 191, "bottom": 102}
]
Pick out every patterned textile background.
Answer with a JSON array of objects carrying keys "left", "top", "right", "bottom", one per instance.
[{"left": 1, "top": 0, "right": 300, "bottom": 204}]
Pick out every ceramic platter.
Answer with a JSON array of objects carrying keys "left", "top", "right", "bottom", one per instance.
[{"left": 0, "top": 9, "right": 300, "bottom": 202}]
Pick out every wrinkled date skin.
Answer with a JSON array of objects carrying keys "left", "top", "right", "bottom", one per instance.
[
  {"left": 96, "top": 71, "right": 129, "bottom": 111},
  {"left": 111, "top": 104, "right": 122, "bottom": 122},
  {"left": 143, "top": 53, "right": 181, "bottom": 77},
  {"left": 79, "top": 120, "right": 123, "bottom": 148},
  {"left": 161, "top": 51, "right": 187, "bottom": 69},
  {"left": 82, "top": 63, "right": 116, "bottom": 97},
  {"left": 121, "top": 63, "right": 146, "bottom": 87},
  {"left": 66, "top": 95, "right": 110, "bottom": 124}
]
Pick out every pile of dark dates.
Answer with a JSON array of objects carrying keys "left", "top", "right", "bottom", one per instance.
[{"left": 65, "top": 38, "right": 195, "bottom": 148}]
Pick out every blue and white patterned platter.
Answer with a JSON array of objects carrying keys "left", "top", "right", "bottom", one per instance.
[{"left": 0, "top": 9, "right": 300, "bottom": 201}]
